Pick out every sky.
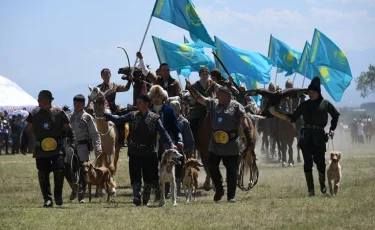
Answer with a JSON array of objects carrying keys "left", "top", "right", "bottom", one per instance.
[{"left": 1, "top": 0, "right": 375, "bottom": 108}]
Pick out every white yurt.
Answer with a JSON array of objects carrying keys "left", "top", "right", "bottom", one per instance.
[{"left": 0, "top": 75, "right": 38, "bottom": 114}]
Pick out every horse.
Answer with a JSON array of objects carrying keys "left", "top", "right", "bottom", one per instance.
[
  {"left": 87, "top": 86, "right": 121, "bottom": 184},
  {"left": 118, "top": 66, "right": 153, "bottom": 106}
]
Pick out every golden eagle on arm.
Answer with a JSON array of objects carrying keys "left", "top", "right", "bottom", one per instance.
[{"left": 246, "top": 87, "right": 308, "bottom": 118}]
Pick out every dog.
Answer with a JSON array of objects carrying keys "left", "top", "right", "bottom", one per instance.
[
  {"left": 181, "top": 158, "right": 203, "bottom": 203},
  {"left": 159, "top": 149, "right": 183, "bottom": 206},
  {"left": 327, "top": 151, "right": 342, "bottom": 196},
  {"left": 82, "top": 161, "right": 116, "bottom": 202}
]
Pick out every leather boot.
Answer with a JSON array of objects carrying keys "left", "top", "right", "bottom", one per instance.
[
  {"left": 132, "top": 182, "right": 142, "bottom": 206},
  {"left": 53, "top": 171, "right": 65, "bottom": 206},
  {"left": 318, "top": 171, "right": 327, "bottom": 194},
  {"left": 304, "top": 172, "right": 315, "bottom": 197},
  {"left": 38, "top": 171, "right": 53, "bottom": 207},
  {"left": 142, "top": 183, "right": 152, "bottom": 206}
]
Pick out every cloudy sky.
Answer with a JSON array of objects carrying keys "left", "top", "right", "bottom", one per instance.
[{"left": 1, "top": 0, "right": 374, "bottom": 107}]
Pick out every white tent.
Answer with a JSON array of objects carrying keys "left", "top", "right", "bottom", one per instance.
[{"left": 0, "top": 75, "right": 38, "bottom": 113}]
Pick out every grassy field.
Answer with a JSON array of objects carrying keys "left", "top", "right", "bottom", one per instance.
[{"left": 0, "top": 134, "right": 374, "bottom": 230}]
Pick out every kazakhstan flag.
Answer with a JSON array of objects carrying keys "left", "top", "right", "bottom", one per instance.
[
  {"left": 152, "top": 0, "right": 215, "bottom": 47},
  {"left": 215, "top": 36, "right": 273, "bottom": 84},
  {"left": 152, "top": 36, "right": 214, "bottom": 78},
  {"left": 309, "top": 29, "right": 353, "bottom": 102},
  {"left": 268, "top": 35, "right": 302, "bottom": 76},
  {"left": 190, "top": 32, "right": 217, "bottom": 49},
  {"left": 297, "top": 41, "right": 314, "bottom": 78}
]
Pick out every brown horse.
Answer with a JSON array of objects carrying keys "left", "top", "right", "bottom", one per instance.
[
  {"left": 195, "top": 109, "right": 258, "bottom": 191},
  {"left": 87, "top": 86, "right": 121, "bottom": 182}
]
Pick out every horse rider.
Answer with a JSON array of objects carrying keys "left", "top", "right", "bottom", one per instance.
[
  {"left": 97, "top": 68, "right": 129, "bottom": 148},
  {"left": 185, "top": 79, "right": 255, "bottom": 202},
  {"left": 20, "top": 90, "right": 78, "bottom": 207},
  {"left": 137, "top": 52, "right": 182, "bottom": 97},
  {"left": 189, "top": 67, "right": 219, "bottom": 134},
  {"left": 270, "top": 77, "right": 340, "bottom": 197},
  {"left": 68, "top": 94, "right": 102, "bottom": 203},
  {"left": 148, "top": 85, "right": 184, "bottom": 199},
  {"left": 169, "top": 100, "right": 195, "bottom": 194},
  {"left": 103, "top": 94, "right": 176, "bottom": 206}
]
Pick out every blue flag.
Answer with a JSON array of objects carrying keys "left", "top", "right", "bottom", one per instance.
[
  {"left": 297, "top": 41, "right": 314, "bottom": 78},
  {"left": 215, "top": 36, "right": 273, "bottom": 84},
  {"left": 309, "top": 29, "right": 353, "bottom": 102},
  {"left": 152, "top": 36, "right": 214, "bottom": 78},
  {"left": 152, "top": 0, "right": 215, "bottom": 47},
  {"left": 190, "top": 32, "right": 217, "bottom": 49},
  {"left": 268, "top": 35, "right": 302, "bottom": 76},
  {"left": 234, "top": 73, "right": 262, "bottom": 107}
]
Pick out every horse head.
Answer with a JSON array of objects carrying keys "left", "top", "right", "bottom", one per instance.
[{"left": 88, "top": 85, "right": 111, "bottom": 118}]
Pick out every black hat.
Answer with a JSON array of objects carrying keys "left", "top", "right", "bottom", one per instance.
[
  {"left": 137, "top": 94, "right": 151, "bottom": 103},
  {"left": 308, "top": 77, "right": 321, "bottom": 95},
  {"left": 217, "top": 86, "right": 232, "bottom": 95},
  {"left": 73, "top": 94, "right": 86, "bottom": 102},
  {"left": 38, "top": 90, "right": 54, "bottom": 101}
]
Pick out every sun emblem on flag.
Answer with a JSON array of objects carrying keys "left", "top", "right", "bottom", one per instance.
[
  {"left": 334, "top": 50, "right": 348, "bottom": 65},
  {"left": 318, "top": 66, "right": 331, "bottom": 83},
  {"left": 283, "top": 50, "right": 296, "bottom": 67},
  {"left": 178, "top": 44, "right": 195, "bottom": 59},
  {"left": 240, "top": 56, "right": 254, "bottom": 70},
  {"left": 185, "top": 4, "right": 202, "bottom": 27}
]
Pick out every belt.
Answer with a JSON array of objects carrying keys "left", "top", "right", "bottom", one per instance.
[
  {"left": 77, "top": 140, "right": 90, "bottom": 145},
  {"left": 36, "top": 138, "right": 63, "bottom": 152},
  {"left": 212, "top": 130, "right": 238, "bottom": 144},
  {"left": 303, "top": 125, "right": 324, "bottom": 130},
  {"left": 129, "top": 141, "right": 155, "bottom": 150}
]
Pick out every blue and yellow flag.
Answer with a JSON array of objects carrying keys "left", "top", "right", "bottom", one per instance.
[
  {"left": 309, "top": 29, "right": 352, "bottom": 102},
  {"left": 297, "top": 41, "right": 313, "bottom": 78},
  {"left": 190, "top": 32, "right": 217, "bottom": 49},
  {"left": 268, "top": 35, "right": 302, "bottom": 76},
  {"left": 152, "top": 0, "right": 215, "bottom": 47},
  {"left": 215, "top": 36, "right": 273, "bottom": 84},
  {"left": 152, "top": 36, "right": 214, "bottom": 78}
]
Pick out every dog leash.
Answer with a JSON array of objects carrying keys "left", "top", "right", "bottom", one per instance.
[{"left": 327, "top": 134, "right": 335, "bottom": 151}]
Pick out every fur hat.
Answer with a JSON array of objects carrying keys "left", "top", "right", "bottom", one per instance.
[
  {"left": 149, "top": 85, "right": 168, "bottom": 100},
  {"left": 268, "top": 82, "right": 276, "bottom": 92},
  {"left": 285, "top": 79, "right": 293, "bottom": 88},
  {"left": 239, "top": 83, "right": 246, "bottom": 90},
  {"left": 308, "top": 77, "right": 321, "bottom": 95},
  {"left": 217, "top": 86, "right": 232, "bottom": 95}
]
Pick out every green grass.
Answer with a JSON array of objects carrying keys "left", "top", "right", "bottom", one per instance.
[{"left": 0, "top": 134, "right": 374, "bottom": 230}]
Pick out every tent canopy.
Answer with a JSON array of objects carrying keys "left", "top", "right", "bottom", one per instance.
[{"left": 0, "top": 75, "right": 38, "bottom": 112}]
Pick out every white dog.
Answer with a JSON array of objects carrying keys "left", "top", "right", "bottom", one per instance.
[
  {"left": 327, "top": 151, "right": 342, "bottom": 195},
  {"left": 159, "top": 149, "right": 183, "bottom": 206}
]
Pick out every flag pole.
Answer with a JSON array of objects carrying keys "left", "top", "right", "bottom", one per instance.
[
  {"left": 292, "top": 72, "right": 297, "bottom": 85},
  {"left": 131, "top": 15, "right": 154, "bottom": 76},
  {"left": 274, "top": 68, "right": 278, "bottom": 85}
]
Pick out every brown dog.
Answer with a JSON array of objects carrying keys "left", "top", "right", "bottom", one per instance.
[
  {"left": 181, "top": 158, "right": 203, "bottom": 203},
  {"left": 327, "top": 151, "right": 342, "bottom": 196},
  {"left": 82, "top": 162, "right": 116, "bottom": 202}
]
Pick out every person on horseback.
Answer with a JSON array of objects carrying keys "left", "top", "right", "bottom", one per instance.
[
  {"left": 210, "top": 69, "right": 239, "bottom": 98},
  {"left": 137, "top": 52, "right": 182, "bottom": 97},
  {"left": 270, "top": 77, "right": 340, "bottom": 197},
  {"left": 20, "top": 90, "right": 77, "bottom": 207},
  {"left": 148, "top": 85, "right": 184, "bottom": 198},
  {"left": 68, "top": 94, "right": 102, "bottom": 203},
  {"left": 103, "top": 94, "right": 176, "bottom": 206},
  {"left": 97, "top": 68, "right": 129, "bottom": 147},
  {"left": 189, "top": 67, "right": 219, "bottom": 134},
  {"left": 185, "top": 79, "right": 255, "bottom": 203}
]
